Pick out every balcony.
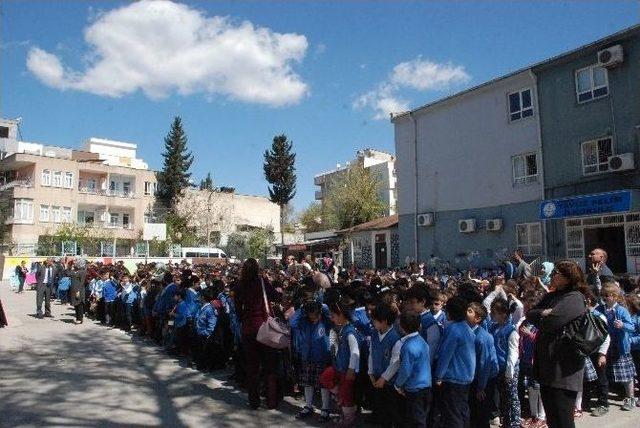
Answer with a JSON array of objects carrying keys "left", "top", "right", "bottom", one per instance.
[
  {"left": 5, "top": 216, "right": 34, "bottom": 225},
  {"left": 313, "top": 175, "right": 326, "bottom": 185},
  {"left": 0, "top": 178, "right": 34, "bottom": 191},
  {"left": 315, "top": 190, "right": 324, "bottom": 200}
]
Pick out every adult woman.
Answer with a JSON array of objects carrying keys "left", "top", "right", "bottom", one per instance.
[
  {"left": 526, "top": 260, "right": 588, "bottom": 428},
  {"left": 68, "top": 259, "right": 88, "bottom": 324},
  {"left": 234, "top": 258, "right": 281, "bottom": 409}
]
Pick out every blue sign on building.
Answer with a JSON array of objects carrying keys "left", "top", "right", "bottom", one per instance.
[{"left": 539, "top": 190, "right": 632, "bottom": 220}]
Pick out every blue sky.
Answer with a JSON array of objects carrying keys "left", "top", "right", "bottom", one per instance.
[{"left": 1, "top": 1, "right": 638, "bottom": 211}]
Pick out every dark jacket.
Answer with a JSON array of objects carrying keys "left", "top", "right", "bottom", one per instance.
[
  {"left": 586, "top": 264, "right": 614, "bottom": 296},
  {"left": 235, "top": 277, "right": 280, "bottom": 336},
  {"left": 527, "top": 289, "right": 586, "bottom": 392},
  {"left": 68, "top": 268, "right": 88, "bottom": 307},
  {"left": 35, "top": 264, "right": 58, "bottom": 287}
]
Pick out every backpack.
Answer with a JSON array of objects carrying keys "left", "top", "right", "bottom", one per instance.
[
  {"left": 58, "top": 277, "right": 71, "bottom": 291},
  {"left": 559, "top": 310, "right": 609, "bottom": 358}
]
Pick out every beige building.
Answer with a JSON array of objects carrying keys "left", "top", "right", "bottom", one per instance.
[
  {"left": 176, "top": 187, "right": 281, "bottom": 246},
  {"left": 0, "top": 119, "right": 156, "bottom": 255},
  {"left": 314, "top": 148, "right": 397, "bottom": 216}
]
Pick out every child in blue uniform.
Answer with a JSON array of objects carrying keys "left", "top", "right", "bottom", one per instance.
[
  {"left": 395, "top": 311, "right": 432, "bottom": 428},
  {"left": 627, "top": 294, "right": 640, "bottom": 409},
  {"left": 193, "top": 287, "right": 218, "bottom": 371},
  {"left": 406, "top": 287, "right": 440, "bottom": 364},
  {"left": 292, "top": 301, "right": 332, "bottom": 421},
  {"left": 319, "top": 297, "right": 360, "bottom": 427},
  {"left": 368, "top": 303, "right": 402, "bottom": 427},
  {"left": 435, "top": 296, "right": 476, "bottom": 428},
  {"left": 489, "top": 298, "right": 520, "bottom": 428}
]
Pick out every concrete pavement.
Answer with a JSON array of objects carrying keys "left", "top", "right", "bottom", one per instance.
[{"left": 0, "top": 282, "right": 638, "bottom": 428}]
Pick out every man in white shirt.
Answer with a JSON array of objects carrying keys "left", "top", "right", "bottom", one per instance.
[{"left": 35, "top": 258, "right": 55, "bottom": 318}]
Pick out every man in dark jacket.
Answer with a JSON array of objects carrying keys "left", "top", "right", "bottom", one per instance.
[
  {"left": 68, "top": 259, "right": 88, "bottom": 324},
  {"left": 35, "top": 258, "right": 56, "bottom": 318},
  {"left": 586, "top": 248, "right": 614, "bottom": 297}
]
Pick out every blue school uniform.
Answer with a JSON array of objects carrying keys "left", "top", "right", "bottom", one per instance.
[
  {"left": 420, "top": 310, "right": 441, "bottom": 362},
  {"left": 474, "top": 325, "right": 498, "bottom": 392},
  {"left": 489, "top": 321, "right": 516, "bottom": 373},
  {"left": 195, "top": 303, "right": 217, "bottom": 337},
  {"left": 433, "top": 310, "right": 446, "bottom": 331},
  {"left": 335, "top": 323, "right": 360, "bottom": 373},
  {"left": 395, "top": 332, "right": 432, "bottom": 392},
  {"left": 153, "top": 283, "right": 177, "bottom": 315},
  {"left": 294, "top": 316, "right": 331, "bottom": 364},
  {"left": 352, "top": 307, "right": 373, "bottom": 338},
  {"left": 102, "top": 280, "right": 117, "bottom": 303},
  {"left": 370, "top": 325, "right": 401, "bottom": 380},
  {"left": 174, "top": 300, "right": 190, "bottom": 328},
  {"left": 435, "top": 321, "right": 476, "bottom": 385},
  {"left": 184, "top": 288, "right": 200, "bottom": 318},
  {"left": 630, "top": 313, "right": 640, "bottom": 352},
  {"left": 596, "top": 303, "right": 635, "bottom": 356}
]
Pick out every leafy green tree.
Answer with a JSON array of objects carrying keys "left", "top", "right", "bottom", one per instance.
[
  {"left": 199, "top": 172, "right": 214, "bottom": 190},
  {"left": 156, "top": 117, "right": 194, "bottom": 212},
  {"left": 299, "top": 202, "right": 325, "bottom": 233},
  {"left": 324, "top": 164, "right": 386, "bottom": 229},
  {"left": 225, "top": 232, "right": 247, "bottom": 259},
  {"left": 263, "top": 134, "right": 296, "bottom": 245},
  {"left": 247, "top": 228, "right": 274, "bottom": 262}
]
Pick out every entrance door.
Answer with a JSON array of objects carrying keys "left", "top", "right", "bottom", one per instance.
[
  {"left": 583, "top": 226, "right": 626, "bottom": 273},
  {"left": 374, "top": 233, "right": 387, "bottom": 269}
]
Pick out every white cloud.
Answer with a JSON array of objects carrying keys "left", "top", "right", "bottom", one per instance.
[
  {"left": 355, "top": 57, "right": 470, "bottom": 120},
  {"left": 26, "top": 0, "right": 309, "bottom": 106}
]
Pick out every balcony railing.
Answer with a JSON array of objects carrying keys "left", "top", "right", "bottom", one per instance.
[
  {"left": 0, "top": 179, "right": 34, "bottom": 191},
  {"left": 314, "top": 190, "right": 324, "bottom": 200},
  {"left": 78, "top": 187, "right": 136, "bottom": 198},
  {"left": 5, "top": 216, "right": 34, "bottom": 225}
]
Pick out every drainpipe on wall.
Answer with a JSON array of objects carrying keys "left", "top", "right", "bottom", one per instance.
[
  {"left": 529, "top": 69, "right": 548, "bottom": 258},
  {"left": 409, "top": 112, "right": 419, "bottom": 262}
]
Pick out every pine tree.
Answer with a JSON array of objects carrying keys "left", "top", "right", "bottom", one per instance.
[
  {"left": 156, "top": 117, "right": 193, "bottom": 212},
  {"left": 264, "top": 134, "right": 297, "bottom": 245},
  {"left": 199, "top": 172, "right": 214, "bottom": 190}
]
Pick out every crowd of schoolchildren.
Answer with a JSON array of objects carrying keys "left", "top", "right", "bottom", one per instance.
[{"left": 42, "top": 251, "right": 640, "bottom": 428}]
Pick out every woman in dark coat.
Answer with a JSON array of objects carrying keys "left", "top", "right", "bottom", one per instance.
[
  {"left": 234, "top": 258, "right": 281, "bottom": 409},
  {"left": 526, "top": 260, "right": 588, "bottom": 428},
  {"left": 68, "top": 259, "right": 88, "bottom": 324}
]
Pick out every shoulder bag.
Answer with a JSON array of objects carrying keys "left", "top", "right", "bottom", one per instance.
[
  {"left": 560, "top": 309, "right": 609, "bottom": 358},
  {"left": 256, "top": 279, "right": 290, "bottom": 349}
]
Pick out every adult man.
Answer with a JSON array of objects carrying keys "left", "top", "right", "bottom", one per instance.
[
  {"left": 15, "top": 260, "right": 27, "bottom": 293},
  {"left": 68, "top": 258, "right": 88, "bottom": 324},
  {"left": 35, "top": 258, "right": 56, "bottom": 318},
  {"left": 513, "top": 250, "right": 532, "bottom": 279},
  {"left": 586, "top": 248, "right": 614, "bottom": 296}
]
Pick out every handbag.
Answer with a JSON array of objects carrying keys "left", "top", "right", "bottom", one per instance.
[
  {"left": 256, "top": 279, "right": 291, "bottom": 349},
  {"left": 559, "top": 309, "right": 609, "bottom": 358}
]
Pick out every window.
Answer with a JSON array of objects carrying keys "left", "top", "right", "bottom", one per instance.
[
  {"left": 87, "top": 179, "right": 96, "bottom": 192},
  {"left": 516, "top": 223, "right": 542, "bottom": 256},
  {"left": 40, "top": 205, "right": 50, "bottom": 222},
  {"left": 0, "top": 126, "right": 9, "bottom": 138},
  {"left": 52, "top": 171, "right": 62, "bottom": 187},
  {"left": 41, "top": 169, "right": 51, "bottom": 186},
  {"left": 13, "top": 199, "right": 34, "bottom": 221},
  {"left": 582, "top": 137, "right": 613, "bottom": 175},
  {"left": 77, "top": 210, "right": 94, "bottom": 225},
  {"left": 51, "top": 206, "right": 61, "bottom": 223},
  {"left": 64, "top": 172, "right": 73, "bottom": 189},
  {"left": 512, "top": 153, "right": 538, "bottom": 185},
  {"left": 144, "top": 213, "right": 151, "bottom": 223},
  {"left": 123, "top": 213, "right": 130, "bottom": 228},
  {"left": 110, "top": 213, "right": 119, "bottom": 227},
  {"left": 123, "top": 181, "right": 131, "bottom": 195},
  {"left": 144, "top": 181, "right": 154, "bottom": 195},
  {"left": 62, "top": 207, "right": 72, "bottom": 222},
  {"left": 576, "top": 65, "right": 608, "bottom": 103},
  {"left": 508, "top": 88, "right": 533, "bottom": 121}
]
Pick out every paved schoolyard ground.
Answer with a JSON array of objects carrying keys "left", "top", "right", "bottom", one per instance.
[{"left": 0, "top": 282, "right": 637, "bottom": 428}]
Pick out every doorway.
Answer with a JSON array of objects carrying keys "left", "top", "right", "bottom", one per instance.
[
  {"left": 374, "top": 233, "right": 388, "bottom": 269},
  {"left": 583, "top": 226, "right": 626, "bottom": 273}
]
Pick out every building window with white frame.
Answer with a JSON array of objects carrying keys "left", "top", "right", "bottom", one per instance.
[
  {"left": 123, "top": 213, "right": 130, "bottom": 229},
  {"left": 582, "top": 137, "right": 612, "bottom": 175},
  {"left": 144, "top": 181, "right": 155, "bottom": 195},
  {"left": 516, "top": 222, "right": 542, "bottom": 256},
  {"left": 508, "top": 88, "right": 533, "bottom": 121},
  {"left": 13, "top": 199, "right": 34, "bottom": 222},
  {"left": 40, "top": 205, "right": 50, "bottom": 222},
  {"left": 512, "top": 152, "right": 538, "bottom": 185},
  {"left": 77, "top": 210, "right": 94, "bottom": 225},
  {"left": 64, "top": 172, "right": 73, "bottom": 189},
  {"left": 41, "top": 169, "right": 51, "bottom": 186},
  {"left": 52, "top": 171, "right": 62, "bottom": 187},
  {"left": 51, "top": 206, "right": 61, "bottom": 223},
  {"left": 576, "top": 65, "right": 608, "bottom": 103},
  {"left": 62, "top": 206, "right": 72, "bottom": 222},
  {"left": 110, "top": 213, "right": 119, "bottom": 227}
]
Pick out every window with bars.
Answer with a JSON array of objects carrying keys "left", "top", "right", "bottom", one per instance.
[
  {"left": 516, "top": 222, "right": 542, "bottom": 256},
  {"left": 512, "top": 152, "right": 538, "bottom": 185},
  {"left": 575, "top": 65, "right": 608, "bottom": 103},
  {"left": 582, "top": 137, "right": 612, "bottom": 175},
  {"left": 508, "top": 88, "right": 534, "bottom": 121}
]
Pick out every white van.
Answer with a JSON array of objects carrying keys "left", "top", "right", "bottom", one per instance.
[{"left": 180, "top": 247, "right": 228, "bottom": 259}]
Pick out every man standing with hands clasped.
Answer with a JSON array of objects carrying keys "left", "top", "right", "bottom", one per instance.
[{"left": 35, "top": 258, "right": 56, "bottom": 318}]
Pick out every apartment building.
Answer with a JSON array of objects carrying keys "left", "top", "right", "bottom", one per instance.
[
  {"left": 314, "top": 149, "right": 397, "bottom": 216},
  {"left": 0, "top": 120, "right": 156, "bottom": 255}
]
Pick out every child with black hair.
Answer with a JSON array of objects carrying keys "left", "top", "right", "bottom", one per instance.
[
  {"left": 292, "top": 300, "right": 332, "bottom": 421},
  {"left": 395, "top": 311, "right": 432, "bottom": 428},
  {"left": 434, "top": 295, "right": 476, "bottom": 428},
  {"left": 368, "top": 303, "right": 402, "bottom": 427},
  {"left": 489, "top": 298, "right": 520, "bottom": 428},
  {"left": 319, "top": 296, "right": 360, "bottom": 427},
  {"left": 467, "top": 302, "right": 499, "bottom": 428},
  {"left": 406, "top": 286, "right": 440, "bottom": 365}
]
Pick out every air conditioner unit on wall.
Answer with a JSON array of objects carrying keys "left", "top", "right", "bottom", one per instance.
[
  {"left": 486, "top": 219, "right": 503, "bottom": 231},
  {"left": 598, "top": 45, "right": 624, "bottom": 68},
  {"left": 458, "top": 219, "right": 476, "bottom": 233},
  {"left": 608, "top": 153, "right": 635, "bottom": 171},
  {"left": 417, "top": 213, "right": 434, "bottom": 227}
]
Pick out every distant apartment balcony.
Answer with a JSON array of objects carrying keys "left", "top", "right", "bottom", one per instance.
[
  {"left": 315, "top": 190, "right": 324, "bottom": 200},
  {"left": 105, "top": 222, "right": 134, "bottom": 230},
  {"left": 78, "top": 187, "right": 135, "bottom": 198},
  {"left": 5, "top": 216, "right": 34, "bottom": 225},
  {"left": 0, "top": 178, "right": 34, "bottom": 192},
  {"left": 314, "top": 175, "right": 326, "bottom": 185}
]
